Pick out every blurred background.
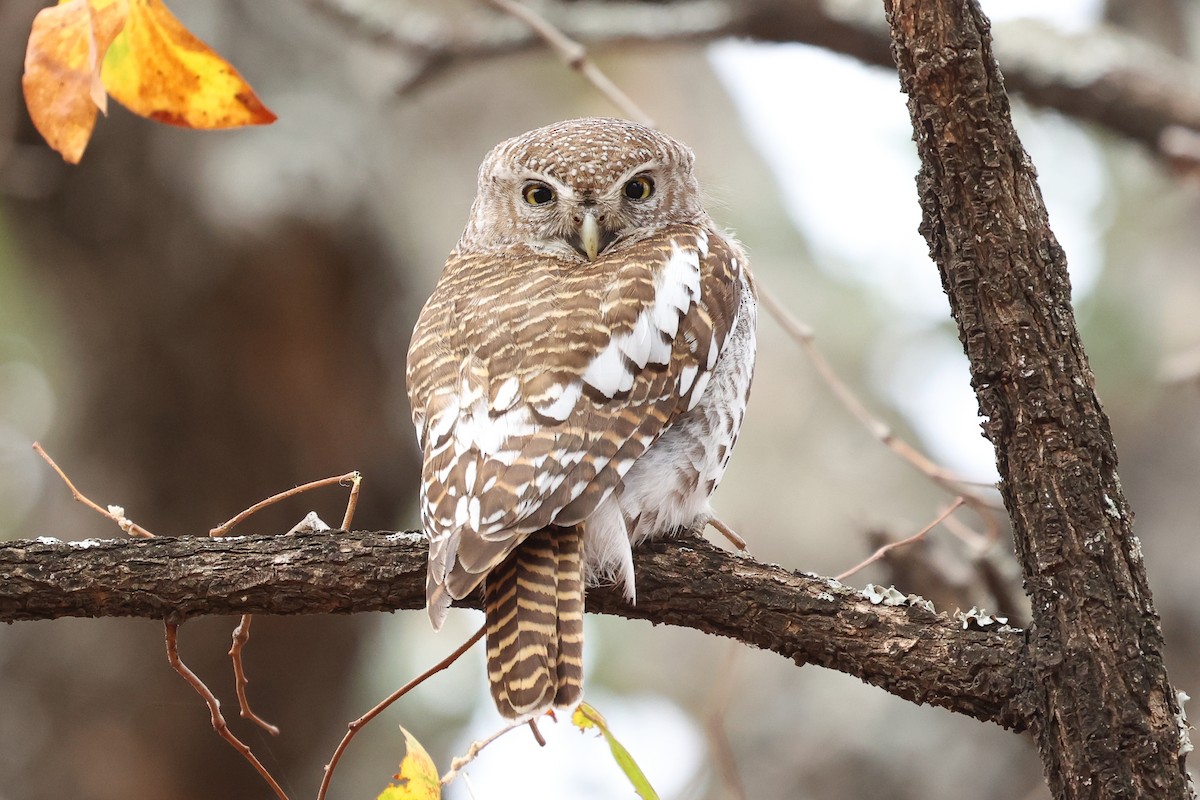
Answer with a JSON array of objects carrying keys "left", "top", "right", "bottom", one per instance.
[{"left": 2, "top": 0, "right": 1198, "bottom": 798}]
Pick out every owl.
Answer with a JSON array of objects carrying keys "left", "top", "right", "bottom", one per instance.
[{"left": 406, "top": 117, "right": 756, "bottom": 719}]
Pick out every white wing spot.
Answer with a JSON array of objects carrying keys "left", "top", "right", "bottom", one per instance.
[
  {"left": 454, "top": 403, "right": 535, "bottom": 457},
  {"left": 538, "top": 380, "right": 583, "bottom": 420},
  {"left": 618, "top": 312, "right": 655, "bottom": 369},
  {"left": 582, "top": 341, "right": 633, "bottom": 398},
  {"left": 468, "top": 497, "right": 481, "bottom": 530},
  {"left": 679, "top": 363, "right": 698, "bottom": 395},
  {"left": 491, "top": 376, "right": 520, "bottom": 411},
  {"left": 688, "top": 370, "right": 712, "bottom": 410}
]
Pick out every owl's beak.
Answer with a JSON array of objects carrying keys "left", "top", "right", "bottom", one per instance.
[
  {"left": 579, "top": 211, "right": 601, "bottom": 261},
  {"left": 566, "top": 208, "right": 614, "bottom": 261}
]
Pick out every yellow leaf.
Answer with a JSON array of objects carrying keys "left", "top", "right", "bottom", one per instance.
[
  {"left": 101, "top": 0, "right": 275, "bottom": 129},
  {"left": 22, "top": 0, "right": 130, "bottom": 163},
  {"left": 377, "top": 726, "right": 441, "bottom": 800},
  {"left": 572, "top": 702, "right": 661, "bottom": 800}
]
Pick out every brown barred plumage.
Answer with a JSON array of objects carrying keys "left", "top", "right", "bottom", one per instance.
[
  {"left": 407, "top": 118, "right": 756, "bottom": 719},
  {"left": 482, "top": 526, "right": 583, "bottom": 717}
]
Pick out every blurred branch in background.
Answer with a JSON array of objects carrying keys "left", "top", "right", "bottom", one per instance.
[{"left": 305, "top": 0, "right": 1200, "bottom": 165}]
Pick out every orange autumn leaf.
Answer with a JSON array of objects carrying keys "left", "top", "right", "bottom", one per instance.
[
  {"left": 21, "top": 0, "right": 274, "bottom": 164},
  {"left": 22, "top": 0, "right": 130, "bottom": 163},
  {"left": 100, "top": 0, "right": 276, "bottom": 129}
]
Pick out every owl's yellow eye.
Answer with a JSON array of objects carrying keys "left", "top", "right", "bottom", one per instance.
[
  {"left": 523, "top": 182, "right": 555, "bottom": 205},
  {"left": 623, "top": 176, "right": 655, "bottom": 201}
]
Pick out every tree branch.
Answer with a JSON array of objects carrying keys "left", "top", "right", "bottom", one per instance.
[
  {"left": 0, "top": 530, "right": 1030, "bottom": 731},
  {"left": 306, "top": 0, "right": 1200, "bottom": 160}
]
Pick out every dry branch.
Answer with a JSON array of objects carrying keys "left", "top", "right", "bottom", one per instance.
[{"left": 0, "top": 530, "right": 1030, "bottom": 730}]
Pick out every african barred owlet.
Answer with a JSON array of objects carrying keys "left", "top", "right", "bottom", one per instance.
[{"left": 406, "top": 117, "right": 756, "bottom": 719}]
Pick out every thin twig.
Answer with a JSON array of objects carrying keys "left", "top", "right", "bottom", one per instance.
[
  {"left": 481, "top": 0, "right": 655, "bottom": 127},
  {"left": 837, "top": 498, "right": 966, "bottom": 581},
  {"left": 441, "top": 717, "right": 530, "bottom": 786},
  {"left": 757, "top": 288, "right": 1003, "bottom": 512},
  {"left": 317, "top": 624, "right": 487, "bottom": 800},
  {"left": 706, "top": 516, "right": 748, "bottom": 551},
  {"left": 32, "top": 442, "right": 158, "bottom": 538},
  {"left": 215, "top": 472, "right": 361, "bottom": 733},
  {"left": 164, "top": 622, "right": 289, "bottom": 800},
  {"left": 228, "top": 615, "right": 280, "bottom": 735},
  {"left": 528, "top": 718, "right": 547, "bottom": 747},
  {"left": 941, "top": 510, "right": 996, "bottom": 554},
  {"left": 209, "top": 471, "right": 362, "bottom": 537},
  {"left": 339, "top": 472, "right": 362, "bottom": 531}
]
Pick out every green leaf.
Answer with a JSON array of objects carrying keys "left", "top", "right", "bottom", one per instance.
[
  {"left": 377, "top": 726, "right": 441, "bottom": 800},
  {"left": 572, "top": 702, "right": 660, "bottom": 800}
]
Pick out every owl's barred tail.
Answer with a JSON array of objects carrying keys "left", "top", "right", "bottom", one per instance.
[{"left": 483, "top": 526, "right": 584, "bottom": 718}]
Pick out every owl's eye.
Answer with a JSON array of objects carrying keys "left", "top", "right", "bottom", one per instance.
[
  {"left": 623, "top": 176, "right": 655, "bottom": 201},
  {"left": 523, "top": 182, "right": 556, "bottom": 205}
]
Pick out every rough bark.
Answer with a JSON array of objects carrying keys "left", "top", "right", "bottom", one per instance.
[
  {"left": 0, "top": 530, "right": 1031, "bottom": 731},
  {"left": 884, "top": 0, "right": 1191, "bottom": 796}
]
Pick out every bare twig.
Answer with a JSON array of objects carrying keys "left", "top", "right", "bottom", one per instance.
[
  {"left": 33, "top": 442, "right": 158, "bottom": 538},
  {"left": 757, "top": 287, "right": 1002, "bottom": 530},
  {"left": 213, "top": 473, "right": 360, "bottom": 734},
  {"left": 707, "top": 516, "right": 747, "bottom": 550},
  {"left": 228, "top": 615, "right": 280, "bottom": 735},
  {"left": 339, "top": 471, "right": 362, "bottom": 531},
  {"left": 527, "top": 718, "right": 547, "bottom": 747},
  {"left": 164, "top": 622, "right": 289, "bottom": 800},
  {"left": 941, "top": 509, "right": 996, "bottom": 554},
  {"left": 209, "top": 471, "right": 362, "bottom": 537},
  {"left": 220, "top": 471, "right": 361, "bottom": 731},
  {"left": 441, "top": 717, "right": 530, "bottom": 786},
  {"left": 481, "top": 0, "right": 655, "bottom": 127},
  {"left": 837, "top": 497, "right": 966, "bottom": 582},
  {"left": 317, "top": 624, "right": 487, "bottom": 800}
]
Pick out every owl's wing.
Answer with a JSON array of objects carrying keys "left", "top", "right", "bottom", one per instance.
[{"left": 406, "top": 224, "right": 749, "bottom": 625}]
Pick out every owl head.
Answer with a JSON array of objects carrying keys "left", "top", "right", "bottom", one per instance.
[{"left": 459, "top": 117, "right": 707, "bottom": 261}]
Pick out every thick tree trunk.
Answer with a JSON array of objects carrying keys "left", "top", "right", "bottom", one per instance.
[{"left": 884, "top": 0, "right": 1192, "bottom": 796}]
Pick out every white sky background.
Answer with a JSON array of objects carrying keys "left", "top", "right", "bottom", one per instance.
[{"left": 447, "top": 3, "right": 1108, "bottom": 798}]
